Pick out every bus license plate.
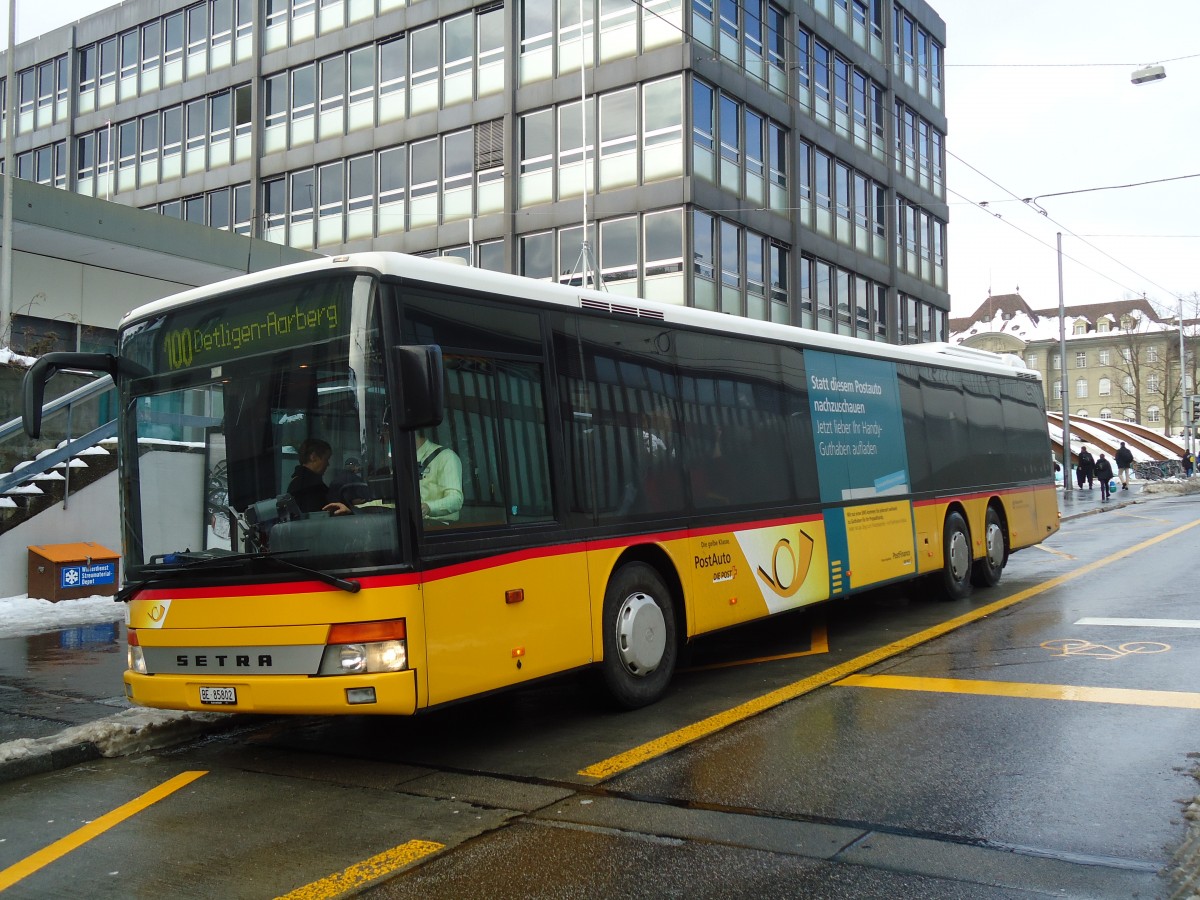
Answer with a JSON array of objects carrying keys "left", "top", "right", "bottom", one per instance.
[{"left": 199, "top": 686, "right": 237, "bottom": 705}]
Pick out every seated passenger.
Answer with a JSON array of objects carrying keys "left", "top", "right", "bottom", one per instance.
[
  {"left": 287, "top": 438, "right": 351, "bottom": 515},
  {"left": 416, "top": 431, "right": 463, "bottom": 524}
]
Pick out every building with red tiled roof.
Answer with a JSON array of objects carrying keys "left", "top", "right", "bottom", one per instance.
[{"left": 949, "top": 294, "right": 1198, "bottom": 437}]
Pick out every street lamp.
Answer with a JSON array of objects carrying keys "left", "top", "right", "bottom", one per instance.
[{"left": 1131, "top": 65, "right": 1166, "bottom": 85}]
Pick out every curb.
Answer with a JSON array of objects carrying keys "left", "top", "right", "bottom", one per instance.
[
  {"left": 0, "top": 708, "right": 239, "bottom": 785},
  {"left": 0, "top": 741, "right": 102, "bottom": 784},
  {"left": 1059, "top": 497, "right": 1142, "bottom": 521}
]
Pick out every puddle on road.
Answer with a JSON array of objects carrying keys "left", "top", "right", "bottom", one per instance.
[{"left": 0, "top": 622, "right": 126, "bottom": 695}]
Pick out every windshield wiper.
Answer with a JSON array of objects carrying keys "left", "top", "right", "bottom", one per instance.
[{"left": 116, "top": 549, "right": 360, "bottom": 601}]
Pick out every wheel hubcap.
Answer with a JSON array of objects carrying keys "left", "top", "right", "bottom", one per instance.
[
  {"left": 948, "top": 530, "right": 970, "bottom": 581},
  {"left": 985, "top": 522, "right": 1004, "bottom": 569},
  {"left": 615, "top": 592, "right": 666, "bottom": 676}
]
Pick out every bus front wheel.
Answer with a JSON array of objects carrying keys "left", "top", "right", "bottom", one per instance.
[
  {"left": 939, "top": 511, "right": 974, "bottom": 601},
  {"left": 600, "top": 562, "right": 677, "bottom": 709}
]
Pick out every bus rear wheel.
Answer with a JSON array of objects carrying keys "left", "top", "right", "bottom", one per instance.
[
  {"left": 971, "top": 506, "right": 1006, "bottom": 588},
  {"left": 939, "top": 511, "right": 973, "bottom": 601},
  {"left": 599, "top": 562, "right": 677, "bottom": 709}
]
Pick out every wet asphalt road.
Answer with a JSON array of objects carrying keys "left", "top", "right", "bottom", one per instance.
[{"left": 0, "top": 487, "right": 1198, "bottom": 897}]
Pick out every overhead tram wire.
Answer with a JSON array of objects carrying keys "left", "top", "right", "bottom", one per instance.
[
  {"left": 945, "top": 50, "right": 1200, "bottom": 69},
  {"left": 945, "top": 148, "right": 1185, "bottom": 302},
  {"left": 945, "top": 184, "right": 1145, "bottom": 300}
]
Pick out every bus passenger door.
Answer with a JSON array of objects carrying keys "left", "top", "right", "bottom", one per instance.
[
  {"left": 413, "top": 350, "right": 592, "bottom": 706},
  {"left": 422, "top": 551, "right": 592, "bottom": 707}
]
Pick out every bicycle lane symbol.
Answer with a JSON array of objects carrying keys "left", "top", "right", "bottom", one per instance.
[{"left": 1041, "top": 639, "right": 1171, "bottom": 660}]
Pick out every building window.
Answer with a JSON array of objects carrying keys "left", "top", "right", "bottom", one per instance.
[
  {"left": 209, "top": 187, "right": 232, "bottom": 229},
  {"left": 1025, "top": 353, "right": 1037, "bottom": 368},
  {"left": 1148, "top": 406, "right": 1161, "bottom": 423},
  {"left": 1075, "top": 378, "right": 1088, "bottom": 399},
  {"left": 519, "top": 230, "right": 554, "bottom": 280},
  {"left": 78, "top": 46, "right": 96, "bottom": 94},
  {"left": 474, "top": 239, "right": 504, "bottom": 271},
  {"left": 1098, "top": 349, "right": 1110, "bottom": 366},
  {"left": 1075, "top": 351, "right": 1086, "bottom": 368},
  {"left": 187, "top": 3, "right": 209, "bottom": 57},
  {"left": 292, "top": 64, "right": 316, "bottom": 122},
  {"left": 164, "top": 13, "right": 184, "bottom": 65},
  {"left": 1098, "top": 377, "right": 1111, "bottom": 396},
  {"left": 1147, "top": 345, "right": 1159, "bottom": 363}
]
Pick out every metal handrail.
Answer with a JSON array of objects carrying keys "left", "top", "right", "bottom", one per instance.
[
  {"left": 0, "top": 421, "right": 117, "bottom": 495},
  {"left": 0, "top": 373, "right": 113, "bottom": 442},
  {"left": 0, "top": 373, "right": 117, "bottom": 503}
]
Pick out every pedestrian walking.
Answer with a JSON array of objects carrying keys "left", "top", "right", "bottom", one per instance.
[
  {"left": 1182, "top": 449, "right": 1195, "bottom": 478},
  {"left": 1076, "top": 446, "right": 1095, "bottom": 490},
  {"left": 1115, "top": 441, "right": 1133, "bottom": 490},
  {"left": 1095, "top": 452, "right": 1114, "bottom": 501}
]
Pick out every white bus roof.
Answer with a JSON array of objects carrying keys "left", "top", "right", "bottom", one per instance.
[{"left": 121, "top": 251, "right": 1039, "bottom": 382}]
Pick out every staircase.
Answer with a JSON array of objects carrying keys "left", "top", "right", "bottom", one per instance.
[{"left": 0, "top": 368, "right": 120, "bottom": 594}]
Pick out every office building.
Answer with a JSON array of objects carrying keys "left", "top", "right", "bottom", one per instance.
[{"left": 1, "top": 0, "right": 949, "bottom": 349}]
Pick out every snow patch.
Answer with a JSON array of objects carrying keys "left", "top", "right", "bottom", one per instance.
[{"left": 0, "top": 593, "right": 124, "bottom": 638}]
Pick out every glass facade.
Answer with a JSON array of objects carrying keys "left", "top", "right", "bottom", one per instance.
[{"left": 0, "top": 0, "right": 949, "bottom": 344}]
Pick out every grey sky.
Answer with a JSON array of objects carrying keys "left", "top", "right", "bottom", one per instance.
[
  {"left": 8, "top": 0, "right": 113, "bottom": 43},
  {"left": 937, "top": 0, "right": 1200, "bottom": 316}
]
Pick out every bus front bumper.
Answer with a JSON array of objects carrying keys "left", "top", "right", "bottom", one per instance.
[{"left": 123, "top": 669, "right": 419, "bottom": 715}]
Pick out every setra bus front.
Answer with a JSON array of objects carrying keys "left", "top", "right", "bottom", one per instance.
[{"left": 25, "top": 261, "right": 444, "bottom": 715}]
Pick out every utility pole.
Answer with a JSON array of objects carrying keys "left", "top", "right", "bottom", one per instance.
[
  {"left": 1, "top": 0, "right": 16, "bottom": 349},
  {"left": 1058, "top": 233, "right": 1071, "bottom": 494},
  {"left": 1181, "top": 298, "right": 1191, "bottom": 457}
]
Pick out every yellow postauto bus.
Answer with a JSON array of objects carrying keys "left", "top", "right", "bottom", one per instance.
[{"left": 24, "top": 252, "right": 1059, "bottom": 714}]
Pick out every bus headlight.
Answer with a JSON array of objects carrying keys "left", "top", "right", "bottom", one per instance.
[
  {"left": 319, "top": 640, "right": 407, "bottom": 675},
  {"left": 127, "top": 631, "right": 147, "bottom": 674},
  {"left": 318, "top": 620, "right": 408, "bottom": 675}
]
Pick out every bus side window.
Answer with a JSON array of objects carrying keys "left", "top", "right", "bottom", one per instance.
[
  {"left": 401, "top": 291, "right": 552, "bottom": 530},
  {"left": 436, "top": 355, "right": 553, "bottom": 528},
  {"left": 677, "top": 333, "right": 794, "bottom": 511}
]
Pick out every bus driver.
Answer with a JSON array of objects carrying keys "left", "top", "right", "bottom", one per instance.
[{"left": 287, "top": 438, "right": 352, "bottom": 515}]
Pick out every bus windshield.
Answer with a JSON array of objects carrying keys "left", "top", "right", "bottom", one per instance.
[{"left": 118, "top": 273, "right": 400, "bottom": 575}]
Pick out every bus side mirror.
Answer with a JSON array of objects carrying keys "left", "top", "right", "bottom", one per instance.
[
  {"left": 23, "top": 352, "right": 119, "bottom": 439},
  {"left": 391, "top": 344, "right": 444, "bottom": 430}
]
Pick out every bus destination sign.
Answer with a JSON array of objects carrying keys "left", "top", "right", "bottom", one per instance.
[{"left": 152, "top": 278, "right": 354, "bottom": 372}]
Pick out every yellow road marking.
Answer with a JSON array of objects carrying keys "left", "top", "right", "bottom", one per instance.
[
  {"left": 577, "top": 516, "right": 1200, "bottom": 780},
  {"left": 685, "top": 622, "right": 829, "bottom": 672},
  {"left": 275, "top": 840, "right": 444, "bottom": 899},
  {"left": 837, "top": 673, "right": 1200, "bottom": 710},
  {"left": 0, "top": 770, "right": 207, "bottom": 892},
  {"left": 1033, "top": 543, "right": 1074, "bottom": 559}
]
